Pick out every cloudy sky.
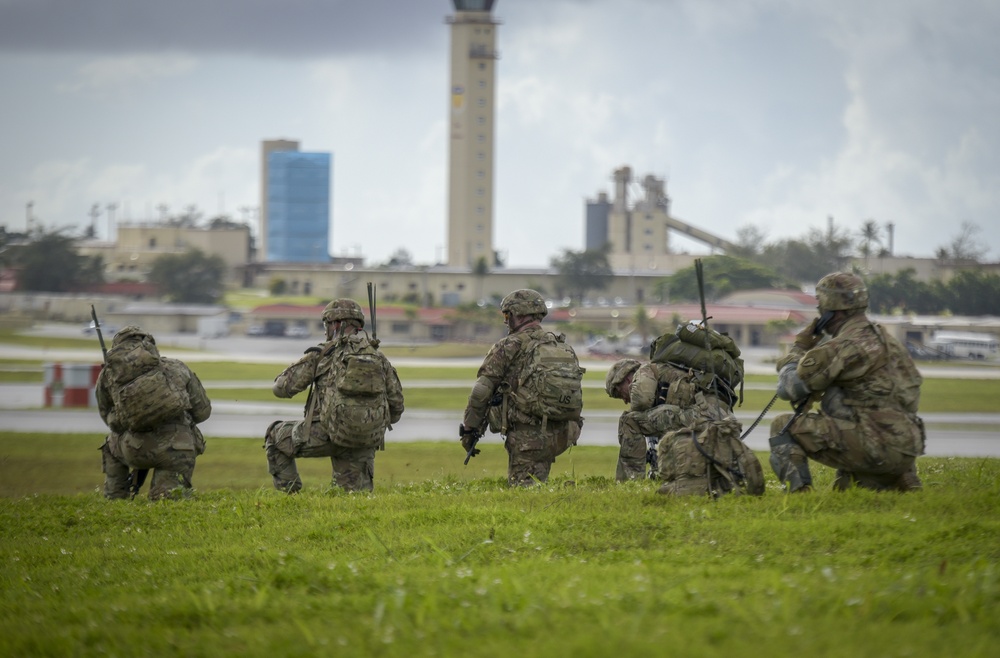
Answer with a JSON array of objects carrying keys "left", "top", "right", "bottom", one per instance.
[{"left": 1, "top": 0, "right": 997, "bottom": 268}]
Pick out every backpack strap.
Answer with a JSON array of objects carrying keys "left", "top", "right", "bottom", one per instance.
[{"left": 300, "top": 345, "right": 329, "bottom": 437}]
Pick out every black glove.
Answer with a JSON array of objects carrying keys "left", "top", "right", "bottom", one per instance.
[{"left": 459, "top": 424, "right": 481, "bottom": 455}]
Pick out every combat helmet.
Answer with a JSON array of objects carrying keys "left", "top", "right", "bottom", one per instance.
[
  {"left": 322, "top": 299, "right": 365, "bottom": 326},
  {"left": 605, "top": 358, "right": 641, "bottom": 398},
  {"left": 500, "top": 289, "right": 547, "bottom": 318},
  {"left": 815, "top": 272, "right": 869, "bottom": 312}
]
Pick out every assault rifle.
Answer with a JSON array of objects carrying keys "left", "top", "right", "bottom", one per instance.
[
  {"left": 459, "top": 422, "right": 485, "bottom": 465},
  {"left": 90, "top": 304, "right": 108, "bottom": 362},
  {"left": 367, "top": 281, "right": 379, "bottom": 348},
  {"left": 645, "top": 436, "right": 659, "bottom": 478},
  {"left": 694, "top": 258, "right": 722, "bottom": 404},
  {"left": 741, "top": 310, "right": 835, "bottom": 441},
  {"left": 460, "top": 384, "right": 508, "bottom": 464},
  {"left": 93, "top": 305, "right": 148, "bottom": 498}
]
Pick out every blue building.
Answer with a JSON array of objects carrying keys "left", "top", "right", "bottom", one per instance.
[{"left": 265, "top": 150, "right": 331, "bottom": 263}]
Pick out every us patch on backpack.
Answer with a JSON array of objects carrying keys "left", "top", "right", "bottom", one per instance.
[{"left": 511, "top": 333, "right": 585, "bottom": 423}]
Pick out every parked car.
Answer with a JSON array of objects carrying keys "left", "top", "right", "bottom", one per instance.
[
  {"left": 284, "top": 325, "right": 310, "bottom": 338},
  {"left": 246, "top": 325, "right": 266, "bottom": 336}
]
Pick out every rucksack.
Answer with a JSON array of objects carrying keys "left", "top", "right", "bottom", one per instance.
[
  {"left": 104, "top": 343, "right": 189, "bottom": 433},
  {"left": 657, "top": 418, "right": 765, "bottom": 497},
  {"left": 319, "top": 338, "right": 390, "bottom": 449},
  {"left": 649, "top": 321, "right": 745, "bottom": 406},
  {"left": 510, "top": 332, "right": 585, "bottom": 424}
]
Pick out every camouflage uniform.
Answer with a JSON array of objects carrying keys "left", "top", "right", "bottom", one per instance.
[
  {"left": 463, "top": 290, "right": 583, "bottom": 487},
  {"left": 607, "top": 358, "right": 736, "bottom": 485},
  {"left": 264, "top": 300, "right": 404, "bottom": 493},
  {"left": 96, "top": 326, "right": 212, "bottom": 501},
  {"left": 769, "top": 273, "right": 925, "bottom": 492}
]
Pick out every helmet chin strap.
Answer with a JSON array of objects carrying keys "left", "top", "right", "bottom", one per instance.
[{"left": 327, "top": 320, "right": 359, "bottom": 340}]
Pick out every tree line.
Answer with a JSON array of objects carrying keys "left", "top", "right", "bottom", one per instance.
[
  {"left": 3, "top": 214, "right": 995, "bottom": 316},
  {"left": 1, "top": 227, "right": 226, "bottom": 304}
]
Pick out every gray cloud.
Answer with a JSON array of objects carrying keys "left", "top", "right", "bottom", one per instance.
[{"left": 0, "top": 0, "right": 444, "bottom": 57}]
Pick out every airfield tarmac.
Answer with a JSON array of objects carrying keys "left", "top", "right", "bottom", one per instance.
[{"left": 2, "top": 326, "right": 998, "bottom": 457}]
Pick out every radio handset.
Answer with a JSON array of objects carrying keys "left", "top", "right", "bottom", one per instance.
[{"left": 813, "top": 310, "right": 835, "bottom": 335}]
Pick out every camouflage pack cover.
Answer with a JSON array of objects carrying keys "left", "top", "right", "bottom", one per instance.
[
  {"left": 649, "top": 322, "right": 744, "bottom": 404},
  {"left": 511, "top": 332, "right": 585, "bottom": 423},
  {"left": 657, "top": 418, "right": 765, "bottom": 496},
  {"left": 320, "top": 338, "right": 389, "bottom": 449},
  {"left": 105, "top": 341, "right": 190, "bottom": 432}
]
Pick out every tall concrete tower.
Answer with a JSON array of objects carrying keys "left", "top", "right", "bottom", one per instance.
[{"left": 446, "top": 1, "right": 499, "bottom": 268}]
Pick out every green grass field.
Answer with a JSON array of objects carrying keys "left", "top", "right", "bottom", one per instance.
[
  {"left": 1, "top": 437, "right": 998, "bottom": 657},
  {"left": 2, "top": 336, "right": 999, "bottom": 656}
]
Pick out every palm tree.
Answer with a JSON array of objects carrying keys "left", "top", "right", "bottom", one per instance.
[{"left": 858, "top": 219, "right": 882, "bottom": 271}]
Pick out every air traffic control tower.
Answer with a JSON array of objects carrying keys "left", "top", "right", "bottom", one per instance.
[{"left": 446, "top": 1, "right": 499, "bottom": 268}]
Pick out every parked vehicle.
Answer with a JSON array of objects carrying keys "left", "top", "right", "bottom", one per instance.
[
  {"left": 83, "top": 321, "right": 119, "bottom": 336},
  {"left": 284, "top": 325, "right": 310, "bottom": 338},
  {"left": 927, "top": 331, "right": 999, "bottom": 360}
]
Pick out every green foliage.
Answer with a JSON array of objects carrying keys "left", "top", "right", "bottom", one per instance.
[
  {"left": 7, "top": 229, "right": 104, "bottom": 292},
  {"left": 0, "top": 442, "right": 998, "bottom": 657},
  {"left": 656, "top": 255, "right": 795, "bottom": 302},
  {"left": 737, "top": 217, "right": 853, "bottom": 282},
  {"left": 865, "top": 268, "right": 1000, "bottom": 316},
  {"left": 148, "top": 248, "right": 227, "bottom": 304},
  {"left": 867, "top": 268, "right": 944, "bottom": 314},
  {"left": 946, "top": 269, "right": 1000, "bottom": 315},
  {"left": 268, "top": 277, "right": 287, "bottom": 295},
  {"left": 551, "top": 245, "right": 613, "bottom": 303}
]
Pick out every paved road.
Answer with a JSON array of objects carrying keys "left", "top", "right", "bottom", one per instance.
[
  {"left": 2, "top": 389, "right": 998, "bottom": 457},
  {"left": 3, "top": 326, "right": 999, "bottom": 457}
]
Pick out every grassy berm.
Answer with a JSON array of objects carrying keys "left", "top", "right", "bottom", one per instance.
[{"left": 1, "top": 437, "right": 998, "bottom": 657}]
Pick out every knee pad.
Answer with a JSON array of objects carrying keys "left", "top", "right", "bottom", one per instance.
[{"left": 264, "top": 420, "right": 284, "bottom": 443}]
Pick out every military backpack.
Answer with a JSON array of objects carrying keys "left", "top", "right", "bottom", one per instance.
[
  {"left": 510, "top": 332, "right": 585, "bottom": 425},
  {"left": 657, "top": 417, "right": 765, "bottom": 497},
  {"left": 319, "top": 336, "right": 390, "bottom": 449},
  {"left": 649, "top": 321, "right": 745, "bottom": 406},
  {"left": 104, "top": 342, "right": 190, "bottom": 433}
]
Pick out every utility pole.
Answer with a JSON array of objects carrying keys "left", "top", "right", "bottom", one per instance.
[
  {"left": 88, "top": 203, "right": 101, "bottom": 238},
  {"left": 106, "top": 203, "right": 118, "bottom": 242}
]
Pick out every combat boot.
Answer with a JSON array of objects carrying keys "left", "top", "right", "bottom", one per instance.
[
  {"left": 893, "top": 464, "right": 923, "bottom": 492},
  {"left": 832, "top": 469, "right": 854, "bottom": 491}
]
